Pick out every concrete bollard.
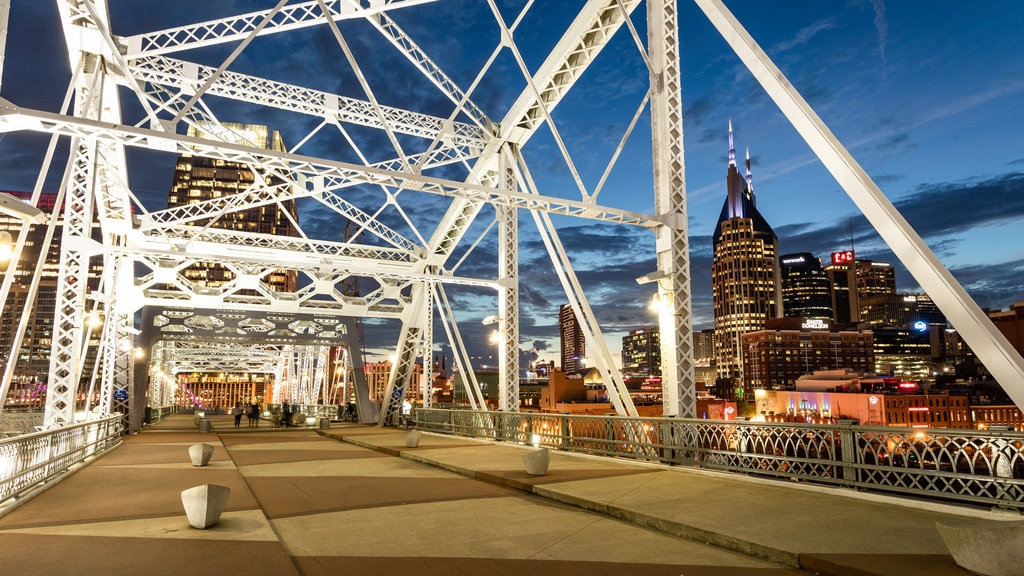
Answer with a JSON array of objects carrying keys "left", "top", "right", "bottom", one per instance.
[
  {"left": 181, "top": 484, "right": 231, "bottom": 529},
  {"left": 404, "top": 430, "right": 421, "bottom": 448},
  {"left": 522, "top": 447, "right": 550, "bottom": 476},
  {"left": 188, "top": 443, "right": 215, "bottom": 467},
  {"left": 936, "top": 519, "right": 1024, "bottom": 576}
]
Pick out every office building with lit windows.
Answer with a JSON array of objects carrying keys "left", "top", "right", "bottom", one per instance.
[
  {"left": 162, "top": 122, "right": 300, "bottom": 409},
  {"left": 825, "top": 251, "right": 896, "bottom": 324},
  {"left": 712, "top": 123, "right": 781, "bottom": 400},
  {"left": 741, "top": 318, "right": 874, "bottom": 391},
  {"left": 858, "top": 293, "right": 946, "bottom": 329},
  {"left": 0, "top": 191, "right": 103, "bottom": 409},
  {"left": 559, "top": 304, "right": 586, "bottom": 375},
  {"left": 872, "top": 327, "right": 932, "bottom": 378},
  {"left": 780, "top": 252, "right": 833, "bottom": 321},
  {"left": 622, "top": 327, "right": 661, "bottom": 378},
  {"left": 167, "top": 122, "right": 299, "bottom": 293},
  {"left": 856, "top": 260, "right": 896, "bottom": 300}
]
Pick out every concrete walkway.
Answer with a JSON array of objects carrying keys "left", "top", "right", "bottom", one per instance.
[{"left": 0, "top": 414, "right": 1013, "bottom": 575}]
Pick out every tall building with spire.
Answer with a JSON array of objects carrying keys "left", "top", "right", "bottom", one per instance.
[{"left": 711, "top": 121, "right": 781, "bottom": 400}]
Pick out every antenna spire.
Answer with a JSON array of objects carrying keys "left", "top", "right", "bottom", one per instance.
[
  {"left": 745, "top": 147, "right": 753, "bottom": 192},
  {"left": 728, "top": 118, "right": 736, "bottom": 167}
]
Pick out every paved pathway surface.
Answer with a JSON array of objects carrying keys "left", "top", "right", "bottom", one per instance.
[{"left": 0, "top": 414, "right": 1013, "bottom": 575}]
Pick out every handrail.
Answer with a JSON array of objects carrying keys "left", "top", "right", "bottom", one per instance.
[
  {"left": 144, "top": 405, "right": 178, "bottom": 424},
  {"left": 0, "top": 415, "right": 123, "bottom": 506},
  {"left": 415, "top": 408, "right": 1024, "bottom": 510}
]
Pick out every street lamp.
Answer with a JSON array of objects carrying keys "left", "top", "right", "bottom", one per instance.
[{"left": 0, "top": 192, "right": 46, "bottom": 224}]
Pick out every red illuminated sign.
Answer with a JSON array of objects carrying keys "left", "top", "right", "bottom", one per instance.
[{"left": 831, "top": 250, "right": 855, "bottom": 265}]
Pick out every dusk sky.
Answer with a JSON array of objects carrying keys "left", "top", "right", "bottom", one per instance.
[{"left": 1, "top": 1, "right": 1022, "bottom": 371}]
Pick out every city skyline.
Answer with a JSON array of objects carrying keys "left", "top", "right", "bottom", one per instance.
[{"left": 0, "top": 2, "right": 1022, "bottom": 371}]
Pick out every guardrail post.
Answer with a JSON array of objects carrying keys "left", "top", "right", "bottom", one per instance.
[
  {"left": 661, "top": 417, "right": 678, "bottom": 465},
  {"left": 838, "top": 420, "right": 857, "bottom": 485},
  {"left": 605, "top": 418, "right": 615, "bottom": 456},
  {"left": 561, "top": 415, "right": 570, "bottom": 451}
]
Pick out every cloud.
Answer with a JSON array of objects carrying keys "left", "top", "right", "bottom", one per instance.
[
  {"left": 776, "top": 171, "right": 1024, "bottom": 315},
  {"left": 771, "top": 18, "right": 838, "bottom": 53}
]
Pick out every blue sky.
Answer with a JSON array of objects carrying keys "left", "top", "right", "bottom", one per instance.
[{"left": 1, "top": 1, "right": 1023, "bottom": 370}]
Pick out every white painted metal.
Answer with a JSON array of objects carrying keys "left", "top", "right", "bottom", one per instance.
[
  {"left": 378, "top": 283, "right": 426, "bottom": 425},
  {"left": 41, "top": 0, "right": 137, "bottom": 428},
  {"left": 420, "top": 280, "right": 434, "bottom": 409},
  {"left": 3, "top": 0, "right": 1001, "bottom": 433},
  {"left": 434, "top": 285, "right": 488, "bottom": 410},
  {"left": 648, "top": 0, "right": 696, "bottom": 417},
  {"left": 497, "top": 147, "right": 520, "bottom": 412},
  {"left": 125, "top": 0, "right": 443, "bottom": 58},
  {"left": 0, "top": 0, "right": 9, "bottom": 92},
  {"left": 694, "top": 0, "right": 1024, "bottom": 410}
]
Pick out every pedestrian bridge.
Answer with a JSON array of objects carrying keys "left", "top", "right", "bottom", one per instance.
[{"left": 0, "top": 414, "right": 1011, "bottom": 575}]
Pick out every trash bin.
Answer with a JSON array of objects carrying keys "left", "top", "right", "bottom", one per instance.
[
  {"left": 318, "top": 417, "right": 330, "bottom": 430},
  {"left": 198, "top": 418, "right": 212, "bottom": 433}
]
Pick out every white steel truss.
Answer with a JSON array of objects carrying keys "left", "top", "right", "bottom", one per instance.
[{"left": 0, "top": 0, "right": 1018, "bottom": 432}]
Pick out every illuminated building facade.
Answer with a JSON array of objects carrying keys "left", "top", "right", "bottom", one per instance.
[
  {"left": 365, "top": 360, "right": 424, "bottom": 403},
  {"left": 987, "top": 302, "right": 1024, "bottom": 357},
  {"left": 165, "top": 122, "right": 300, "bottom": 408},
  {"left": 872, "top": 327, "right": 932, "bottom": 378},
  {"left": 885, "top": 394, "right": 972, "bottom": 429},
  {"left": 856, "top": 260, "right": 896, "bottom": 300},
  {"left": 0, "top": 191, "right": 103, "bottom": 410},
  {"left": 859, "top": 293, "right": 945, "bottom": 329},
  {"left": 559, "top": 304, "right": 586, "bottom": 375},
  {"left": 741, "top": 318, "right": 874, "bottom": 391},
  {"left": 621, "top": 327, "right": 661, "bottom": 378},
  {"left": 693, "top": 328, "right": 715, "bottom": 364},
  {"left": 712, "top": 123, "right": 781, "bottom": 399},
  {"left": 167, "top": 122, "right": 299, "bottom": 293},
  {"left": 780, "top": 252, "right": 833, "bottom": 321},
  {"left": 754, "top": 388, "right": 970, "bottom": 429},
  {"left": 825, "top": 252, "right": 896, "bottom": 324}
]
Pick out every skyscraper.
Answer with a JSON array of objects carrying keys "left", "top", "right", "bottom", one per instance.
[
  {"left": 780, "top": 252, "right": 833, "bottom": 321},
  {"left": 825, "top": 251, "right": 896, "bottom": 324},
  {"left": 856, "top": 260, "right": 896, "bottom": 301},
  {"left": 858, "top": 293, "right": 946, "bottom": 329},
  {"left": 824, "top": 250, "right": 856, "bottom": 324},
  {"left": 621, "top": 327, "right": 661, "bottom": 378},
  {"left": 167, "top": 122, "right": 299, "bottom": 293},
  {"left": 711, "top": 122, "right": 781, "bottom": 400},
  {"left": 162, "top": 122, "right": 300, "bottom": 409},
  {"left": 559, "top": 304, "right": 585, "bottom": 375},
  {"left": 0, "top": 191, "right": 102, "bottom": 409}
]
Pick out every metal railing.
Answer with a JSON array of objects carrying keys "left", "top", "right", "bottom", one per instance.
[
  {"left": 0, "top": 415, "right": 123, "bottom": 505},
  {"left": 144, "top": 405, "right": 177, "bottom": 424},
  {"left": 415, "top": 408, "right": 1024, "bottom": 511}
]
